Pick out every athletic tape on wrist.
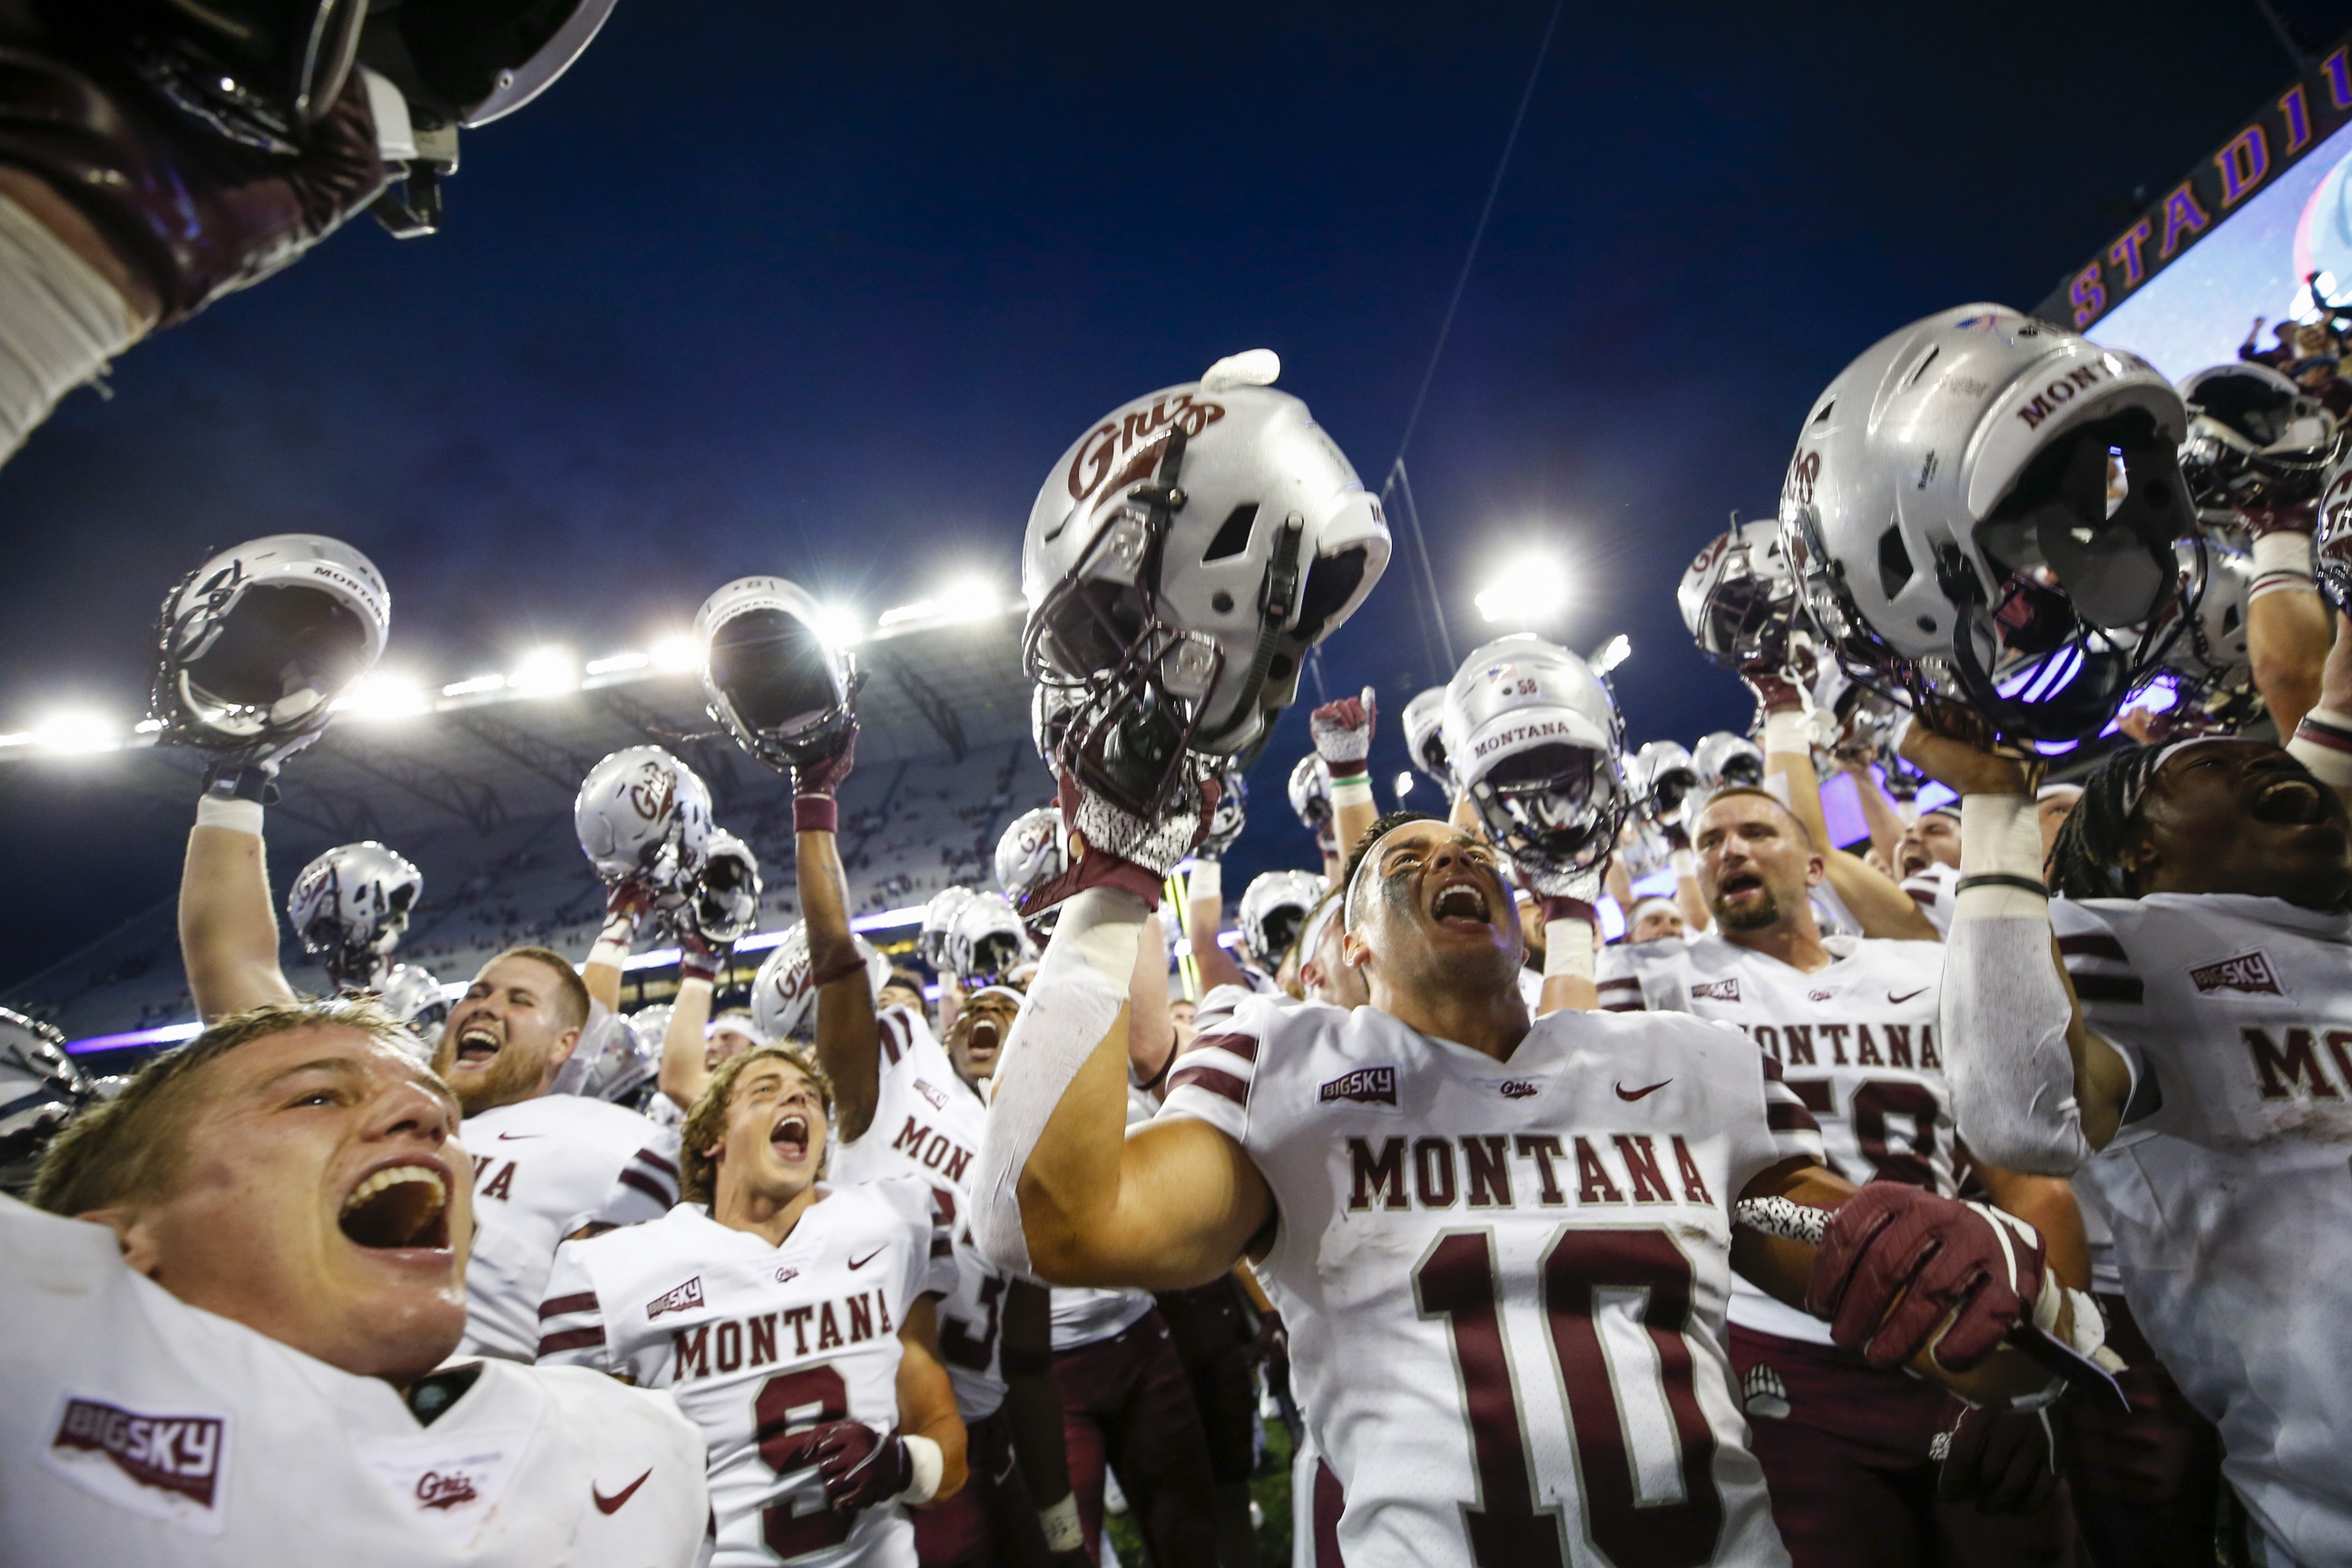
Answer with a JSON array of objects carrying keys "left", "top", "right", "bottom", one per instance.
[
  {"left": 1544, "top": 917, "right": 1595, "bottom": 982},
  {"left": 2288, "top": 706, "right": 2352, "bottom": 789},
  {"left": 1761, "top": 709, "right": 1810, "bottom": 756},
  {"left": 969, "top": 886, "right": 1146, "bottom": 1275},
  {"left": 793, "top": 795, "right": 838, "bottom": 835},
  {"left": 1955, "top": 795, "right": 2046, "bottom": 921},
  {"left": 2251, "top": 528, "right": 2315, "bottom": 579},
  {"left": 1039, "top": 1494, "right": 1085, "bottom": 1552},
  {"left": 0, "top": 195, "right": 135, "bottom": 463},
  {"left": 193, "top": 794, "right": 264, "bottom": 837},
  {"left": 898, "top": 1435, "right": 943, "bottom": 1505},
  {"left": 586, "top": 936, "right": 633, "bottom": 972},
  {"left": 1186, "top": 858, "right": 1220, "bottom": 904},
  {"left": 1329, "top": 774, "right": 1374, "bottom": 809}
]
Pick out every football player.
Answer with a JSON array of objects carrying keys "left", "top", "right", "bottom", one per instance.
[
  {"left": 1626, "top": 895, "right": 1689, "bottom": 944},
  {"left": 975, "top": 775, "right": 2090, "bottom": 1563},
  {"left": 176, "top": 776, "right": 684, "bottom": 1364},
  {"left": 1911, "top": 662, "right": 2352, "bottom": 1566},
  {"left": 539, "top": 1044, "right": 966, "bottom": 1563},
  {"left": 11, "top": 999, "right": 706, "bottom": 1563}
]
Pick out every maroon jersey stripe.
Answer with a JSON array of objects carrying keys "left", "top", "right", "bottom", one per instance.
[
  {"left": 1168, "top": 1063, "right": 1250, "bottom": 1106},
  {"left": 538, "top": 1291, "right": 599, "bottom": 1320},
  {"left": 618, "top": 1169, "right": 674, "bottom": 1205},
  {"left": 1183, "top": 1031, "right": 1259, "bottom": 1063},
  {"left": 634, "top": 1148, "right": 680, "bottom": 1178},
  {"left": 536, "top": 1326, "right": 605, "bottom": 1356}
]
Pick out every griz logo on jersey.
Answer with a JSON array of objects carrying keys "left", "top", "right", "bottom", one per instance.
[
  {"left": 1345, "top": 1132, "right": 1716, "bottom": 1214},
  {"left": 416, "top": 1471, "right": 481, "bottom": 1511},
  {"left": 671, "top": 1291, "right": 897, "bottom": 1383},
  {"left": 1738, "top": 1020, "right": 1941, "bottom": 1071},
  {"left": 2243, "top": 1026, "right": 2352, "bottom": 1102},
  {"left": 889, "top": 1113, "right": 974, "bottom": 1186}
]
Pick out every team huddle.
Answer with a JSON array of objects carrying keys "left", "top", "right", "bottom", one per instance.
[{"left": 6, "top": 307, "right": 2352, "bottom": 1568}]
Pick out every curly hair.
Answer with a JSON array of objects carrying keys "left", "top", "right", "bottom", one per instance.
[{"left": 679, "top": 1044, "right": 834, "bottom": 1205}]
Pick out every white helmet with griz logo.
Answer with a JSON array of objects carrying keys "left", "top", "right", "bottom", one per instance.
[
  {"left": 1626, "top": 740, "right": 1700, "bottom": 825},
  {"left": 573, "top": 746, "right": 714, "bottom": 891},
  {"left": 1441, "top": 635, "right": 1628, "bottom": 896},
  {"left": 1678, "top": 516, "right": 1807, "bottom": 671},
  {"left": 288, "top": 841, "right": 423, "bottom": 991},
  {"left": 674, "top": 829, "right": 763, "bottom": 946},
  {"left": 1237, "top": 870, "right": 1326, "bottom": 968},
  {"left": 1023, "top": 349, "right": 1390, "bottom": 814},
  {"left": 946, "top": 892, "right": 1035, "bottom": 990},
  {"left": 1402, "top": 687, "right": 1452, "bottom": 784},
  {"left": 751, "top": 924, "right": 892, "bottom": 1044},
  {"left": 919, "top": 886, "right": 976, "bottom": 972}
]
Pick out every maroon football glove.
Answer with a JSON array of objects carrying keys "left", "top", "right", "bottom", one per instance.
[
  {"left": 0, "top": 44, "right": 386, "bottom": 328},
  {"left": 1936, "top": 1404, "right": 2061, "bottom": 1514},
  {"left": 678, "top": 929, "right": 729, "bottom": 986},
  {"left": 1806, "top": 1182, "right": 2045, "bottom": 1373},
  {"left": 790, "top": 721, "right": 858, "bottom": 833},
  {"left": 1015, "top": 765, "right": 1220, "bottom": 916},
  {"left": 810, "top": 1419, "right": 911, "bottom": 1514},
  {"left": 1309, "top": 687, "right": 1377, "bottom": 769}
]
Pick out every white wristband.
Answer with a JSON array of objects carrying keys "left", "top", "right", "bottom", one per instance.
[
  {"left": 194, "top": 795, "right": 264, "bottom": 837},
  {"left": 1543, "top": 917, "right": 1595, "bottom": 981},
  {"left": 1187, "top": 858, "right": 1221, "bottom": 904},
  {"left": 897, "top": 1434, "right": 943, "bottom": 1505},
  {"left": 587, "top": 936, "right": 633, "bottom": 971},
  {"left": 1039, "top": 1493, "right": 1084, "bottom": 1552},
  {"left": 2249, "top": 529, "right": 2316, "bottom": 599},
  {"left": 1955, "top": 795, "right": 2046, "bottom": 920},
  {"left": 2288, "top": 705, "right": 2352, "bottom": 789},
  {"left": 1329, "top": 775, "right": 1375, "bottom": 809},
  {"left": 1761, "top": 709, "right": 1810, "bottom": 756}
]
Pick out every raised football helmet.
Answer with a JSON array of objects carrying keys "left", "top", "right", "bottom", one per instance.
[
  {"left": 358, "top": 0, "right": 617, "bottom": 130},
  {"left": 1289, "top": 754, "right": 1331, "bottom": 830},
  {"left": 1022, "top": 350, "right": 1391, "bottom": 814},
  {"left": 1691, "top": 730, "right": 1766, "bottom": 792},
  {"left": 0, "top": 1008, "right": 89, "bottom": 1195},
  {"left": 1441, "top": 635, "right": 1628, "bottom": 895},
  {"left": 676, "top": 829, "right": 763, "bottom": 946},
  {"left": 287, "top": 840, "right": 422, "bottom": 990},
  {"left": 2158, "top": 538, "right": 2261, "bottom": 733},
  {"left": 751, "top": 924, "right": 892, "bottom": 1043},
  {"left": 1780, "top": 306, "right": 2193, "bottom": 741},
  {"left": 995, "top": 808, "right": 1068, "bottom": 906},
  {"left": 151, "top": 534, "right": 389, "bottom": 766},
  {"left": 375, "top": 962, "right": 447, "bottom": 1056},
  {"left": 698, "top": 577, "right": 859, "bottom": 774},
  {"left": 946, "top": 892, "right": 1036, "bottom": 990},
  {"left": 1625, "top": 740, "right": 1700, "bottom": 825},
  {"left": 1237, "top": 870, "right": 1326, "bottom": 966},
  {"left": 1402, "top": 687, "right": 1452, "bottom": 783},
  {"left": 919, "top": 886, "right": 977, "bottom": 971},
  {"left": 574, "top": 746, "right": 714, "bottom": 891},
  {"left": 2177, "top": 363, "right": 2337, "bottom": 526},
  {"left": 574, "top": 1011, "right": 660, "bottom": 1105},
  {"left": 1678, "top": 516, "right": 1808, "bottom": 671},
  {"left": 1197, "top": 764, "right": 1250, "bottom": 858}
]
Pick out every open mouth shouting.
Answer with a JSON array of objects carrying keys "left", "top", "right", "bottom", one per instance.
[
  {"left": 769, "top": 1111, "right": 814, "bottom": 1166},
  {"left": 1428, "top": 876, "right": 1495, "bottom": 933},
  {"left": 1718, "top": 868, "right": 1767, "bottom": 902},
  {"left": 2249, "top": 771, "right": 2335, "bottom": 828},
  {"left": 449, "top": 1017, "right": 502, "bottom": 1070},
  {"left": 339, "top": 1159, "right": 453, "bottom": 1253}
]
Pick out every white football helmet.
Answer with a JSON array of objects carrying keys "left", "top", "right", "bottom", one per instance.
[
  {"left": 0, "top": 1007, "right": 89, "bottom": 1195},
  {"left": 919, "top": 886, "right": 976, "bottom": 971},
  {"left": 1691, "top": 730, "right": 1766, "bottom": 792},
  {"left": 574, "top": 1011, "right": 660, "bottom": 1104},
  {"left": 2158, "top": 538, "right": 2261, "bottom": 732},
  {"left": 574, "top": 746, "right": 714, "bottom": 890},
  {"left": 288, "top": 840, "right": 423, "bottom": 990},
  {"left": 375, "top": 963, "right": 447, "bottom": 1057},
  {"left": 995, "top": 807, "right": 1067, "bottom": 905},
  {"left": 1780, "top": 305, "right": 2193, "bottom": 741},
  {"left": 1198, "top": 763, "right": 1250, "bottom": 857},
  {"left": 1238, "top": 869, "right": 1326, "bottom": 966},
  {"left": 751, "top": 923, "right": 892, "bottom": 1043},
  {"left": 1441, "top": 635, "right": 1628, "bottom": 895},
  {"left": 697, "top": 576, "right": 858, "bottom": 774},
  {"left": 1678, "top": 516, "right": 1807, "bottom": 671},
  {"left": 946, "top": 891, "right": 1035, "bottom": 989},
  {"left": 676, "top": 828, "right": 762, "bottom": 946},
  {"left": 1288, "top": 753, "right": 1330, "bottom": 830},
  {"left": 1022, "top": 350, "right": 1391, "bottom": 813},
  {"left": 1625, "top": 740, "right": 1700, "bottom": 825},
  {"left": 151, "top": 534, "right": 389, "bottom": 761},
  {"left": 1402, "top": 686, "right": 1451, "bottom": 782},
  {"left": 2178, "top": 363, "right": 2337, "bottom": 526}
]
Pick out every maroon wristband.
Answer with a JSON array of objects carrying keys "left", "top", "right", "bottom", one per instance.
[
  {"left": 1537, "top": 896, "right": 1598, "bottom": 925},
  {"left": 794, "top": 795, "right": 838, "bottom": 834}
]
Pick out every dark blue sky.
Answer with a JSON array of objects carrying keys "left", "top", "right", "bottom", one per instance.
[{"left": 1, "top": 0, "right": 2341, "bottom": 981}]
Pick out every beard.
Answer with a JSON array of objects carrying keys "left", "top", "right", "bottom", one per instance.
[
  {"left": 1711, "top": 884, "right": 1782, "bottom": 932},
  {"left": 438, "top": 1035, "right": 551, "bottom": 1116}
]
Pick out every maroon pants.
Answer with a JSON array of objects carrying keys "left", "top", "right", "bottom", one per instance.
[
  {"left": 913, "top": 1407, "right": 1058, "bottom": 1568},
  {"left": 1052, "top": 1308, "right": 1220, "bottom": 1568},
  {"left": 2063, "top": 1294, "right": 2226, "bottom": 1568},
  {"left": 1153, "top": 1279, "right": 1259, "bottom": 1485},
  {"left": 1730, "top": 1325, "right": 2074, "bottom": 1568}
]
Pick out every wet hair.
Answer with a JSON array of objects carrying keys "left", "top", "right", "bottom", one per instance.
[
  {"left": 479, "top": 946, "right": 591, "bottom": 1032},
  {"left": 680, "top": 1044, "right": 833, "bottom": 1205},
  {"left": 1341, "top": 809, "right": 1443, "bottom": 928}
]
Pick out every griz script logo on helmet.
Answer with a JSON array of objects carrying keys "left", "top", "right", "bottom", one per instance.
[
  {"left": 1469, "top": 718, "right": 1588, "bottom": 762},
  {"left": 1784, "top": 450, "right": 1821, "bottom": 507},
  {"left": 627, "top": 767, "right": 677, "bottom": 823},
  {"left": 1064, "top": 393, "right": 1227, "bottom": 505}
]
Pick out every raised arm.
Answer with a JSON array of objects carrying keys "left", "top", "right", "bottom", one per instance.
[
  {"left": 180, "top": 792, "right": 298, "bottom": 1021},
  {"left": 796, "top": 737, "right": 881, "bottom": 1144},
  {"left": 2284, "top": 608, "right": 2352, "bottom": 811},
  {"left": 1760, "top": 698, "right": 1936, "bottom": 941},
  {"left": 1128, "top": 912, "right": 1180, "bottom": 1093},
  {"left": 1313, "top": 689, "right": 1381, "bottom": 871},
  {"left": 2247, "top": 521, "right": 2329, "bottom": 738},
  {"left": 1839, "top": 758, "right": 1906, "bottom": 867},
  {"left": 1899, "top": 724, "right": 2134, "bottom": 1169},
  {"left": 890, "top": 1298, "right": 968, "bottom": 1504},
  {"left": 658, "top": 973, "right": 717, "bottom": 1112},
  {"left": 1183, "top": 860, "right": 1250, "bottom": 993}
]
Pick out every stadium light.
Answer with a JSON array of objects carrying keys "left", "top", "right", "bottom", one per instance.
[
  {"left": 32, "top": 710, "right": 117, "bottom": 753},
  {"left": 1395, "top": 770, "right": 1416, "bottom": 799},
  {"left": 1475, "top": 552, "right": 1571, "bottom": 624},
  {"left": 813, "top": 604, "right": 866, "bottom": 649},
  {"left": 877, "top": 580, "right": 1000, "bottom": 632},
  {"left": 509, "top": 646, "right": 578, "bottom": 696},
  {"left": 1589, "top": 632, "right": 1632, "bottom": 675},
  {"left": 651, "top": 634, "right": 701, "bottom": 671},
  {"left": 584, "top": 652, "right": 649, "bottom": 676},
  {"left": 443, "top": 673, "right": 505, "bottom": 697},
  {"left": 334, "top": 673, "right": 429, "bottom": 720}
]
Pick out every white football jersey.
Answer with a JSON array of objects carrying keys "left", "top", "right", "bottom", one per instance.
[
  {"left": 1597, "top": 931, "right": 1951, "bottom": 1347},
  {"left": 1159, "top": 994, "right": 1819, "bottom": 1565},
  {"left": 539, "top": 1179, "right": 951, "bottom": 1568},
  {"left": 828, "top": 1005, "right": 1004, "bottom": 1420},
  {"left": 2053, "top": 894, "right": 2352, "bottom": 1563},
  {"left": 459, "top": 1093, "right": 682, "bottom": 1361},
  {"left": 1899, "top": 862, "right": 1959, "bottom": 936},
  {"left": 0, "top": 1197, "right": 705, "bottom": 1568}
]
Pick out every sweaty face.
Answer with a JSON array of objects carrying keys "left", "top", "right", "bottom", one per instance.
[
  {"left": 1896, "top": 812, "right": 1962, "bottom": 877},
  {"left": 434, "top": 956, "right": 582, "bottom": 1116},
  {"left": 946, "top": 994, "right": 1021, "bottom": 1085},
  {"left": 2136, "top": 741, "right": 2351, "bottom": 906},
  {"left": 712, "top": 1060, "right": 828, "bottom": 1209},
  {"left": 92, "top": 1025, "right": 471, "bottom": 1384},
  {"left": 1695, "top": 795, "right": 1820, "bottom": 934},
  {"left": 1342, "top": 821, "right": 1521, "bottom": 998}
]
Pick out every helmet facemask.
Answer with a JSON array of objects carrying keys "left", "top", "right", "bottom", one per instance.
[
  {"left": 1465, "top": 742, "right": 1625, "bottom": 893},
  {"left": 2180, "top": 366, "right": 2339, "bottom": 523},
  {"left": 162, "top": 578, "right": 373, "bottom": 750},
  {"left": 705, "top": 604, "right": 857, "bottom": 772}
]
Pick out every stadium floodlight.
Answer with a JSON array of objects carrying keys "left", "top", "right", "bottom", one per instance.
[
  {"left": 333, "top": 673, "right": 429, "bottom": 720},
  {"left": 1395, "top": 770, "right": 1416, "bottom": 799},
  {"left": 651, "top": 635, "right": 700, "bottom": 671},
  {"left": 509, "top": 646, "right": 578, "bottom": 696},
  {"left": 1589, "top": 632, "right": 1632, "bottom": 676},
  {"left": 877, "top": 581, "right": 1001, "bottom": 632},
  {"left": 584, "top": 652, "right": 649, "bottom": 676},
  {"left": 812, "top": 604, "right": 866, "bottom": 649},
  {"left": 33, "top": 710, "right": 117, "bottom": 753},
  {"left": 1474, "top": 552, "right": 1571, "bottom": 624},
  {"left": 133, "top": 718, "right": 164, "bottom": 734},
  {"left": 443, "top": 673, "right": 505, "bottom": 697}
]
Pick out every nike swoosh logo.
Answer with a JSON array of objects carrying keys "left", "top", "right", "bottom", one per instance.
[
  {"left": 1615, "top": 1080, "right": 1671, "bottom": 1102},
  {"left": 593, "top": 1468, "right": 652, "bottom": 1514},
  {"left": 848, "top": 1248, "right": 885, "bottom": 1270},
  {"left": 1887, "top": 988, "right": 1929, "bottom": 1004},
  {"left": 496, "top": 1132, "right": 544, "bottom": 1141}
]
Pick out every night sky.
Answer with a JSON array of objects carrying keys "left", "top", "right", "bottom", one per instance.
[{"left": 2, "top": 0, "right": 2344, "bottom": 985}]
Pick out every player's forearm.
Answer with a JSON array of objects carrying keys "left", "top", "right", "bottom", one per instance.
[
  {"left": 1762, "top": 711, "right": 1833, "bottom": 856},
  {"left": 1332, "top": 795, "right": 1377, "bottom": 867},
  {"left": 1128, "top": 915, "right": 1177, "bottom": 1089},
  {"left": 181, "top": 819, "right": 296, "bottom": 1020},
  {"left": 1186, "top": 887, "right": 1247, "bottom": 993},
  {"left": 658, "top": 977, "right": 715, "bottom": 1110},
  {"left": 2248, "top": 535, "right": 2328, "bottom": 737},
  {"left": 1972, "top": 1166, "right": 2092, "bottom": 1291},
  {"left": 894, "top": 1305, "right": 968, "bottom": 1504},
  {"left": 1845, "top": 763, "right": 1906, "bottom": 864},
  {"left": 1820, "top": 849, "right": 1938, "bottom": 942},
  {"left": 580, "top": 957, "right": 622, "bottom": 1014},
  {"left": 797, "top": 828, "right": 860, "bottom": 980},
  {"left": 799, "top": 827, "right": 880, "bottom": 1140}
]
